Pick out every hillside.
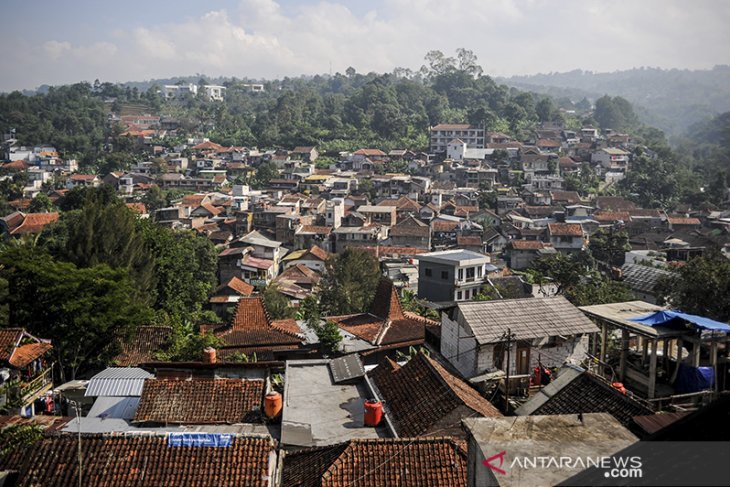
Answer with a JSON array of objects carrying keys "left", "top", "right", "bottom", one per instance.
[{"left": 498, "top": 66, "right": 730, "bottom": 137}]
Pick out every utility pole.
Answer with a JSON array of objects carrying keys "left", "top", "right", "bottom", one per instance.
[{"left": 501, "top": 328, "right": 517, "bottom": 413}]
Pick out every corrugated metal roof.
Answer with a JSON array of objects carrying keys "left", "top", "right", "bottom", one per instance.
[
  {"left": 458, "top": 297, "right": 599, "bottom": 344},
  {"left": 85, "top": 367, "right": 152, "bottom": 397}
]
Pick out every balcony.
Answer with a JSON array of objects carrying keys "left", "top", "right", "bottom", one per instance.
[{"left": 20, "top": 368, "right": 53, "bottom": 402}]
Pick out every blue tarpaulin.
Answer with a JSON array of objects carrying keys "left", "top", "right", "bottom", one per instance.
[
  {"left": 674, "top": 363, "right": 715, "bottom": 393},
  {"left": 168, "top": 433, "right": 233, "bottom": 448},
  {"left": 628, "top": 310, "right": 730, "bottom": 332}
]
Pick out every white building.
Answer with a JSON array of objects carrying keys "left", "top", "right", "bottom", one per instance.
[
  {"left": 591, "top": 148, "right": 630, "bottom": 173},
  {"left": 430, "top": 124, "right": 485, "bottom": 154},
  {"left": 203, "top": 85, "right": 226, "bottom": 101},
  {"left": 440, "top": 297, "right": 598, "bottom": 378},
  {"left": 163, "top": 84, "right": 198, "bottom": 100}
]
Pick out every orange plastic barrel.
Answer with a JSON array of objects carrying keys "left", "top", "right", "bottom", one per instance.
[
  {"left": 364, "top": 399, "right": 383, "bottom": 426},
  {"left": 264, "top": 392, "right": 283, "bottom": 419}
]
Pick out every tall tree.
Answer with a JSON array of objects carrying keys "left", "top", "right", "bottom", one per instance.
[
  {"left": 657, "top": 252, "right": 730, "bottom": 321},
  {"left": 0, "top": 247, "right": 153, "bottom": 380},
  {"left": 319, "top": 248, "right": 381, "bottom": 315}
]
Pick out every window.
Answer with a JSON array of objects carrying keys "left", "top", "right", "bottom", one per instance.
[
  {"left": 464, "top": 289, "right": 470, "bottom": 299},
  {"left": 477, "top": 266, "right": 483, "bottom": 278},
  {"left": 458, "top": 269, "right": 464, "bottom": 280},
  {"left": 457, "top": 291, "right": 463, "bottom": 300},
  {"left": 466, "top": 267, "right": 475, "bottom": 281},
  {"left": 425, "top": 268, "right": 432, "bottom": 277},
  {"left": 441, "top": 270, "right": 449, "bottom": 280}
]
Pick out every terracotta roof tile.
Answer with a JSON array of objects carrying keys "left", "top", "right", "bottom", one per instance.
[
  {"left": 456, "top": 235, "right": 482, "bottom": 246},
  {"left": 432, "top": 221, "right": 459, "bottom": 232},
  {"left": 360, "top": 246, "right": 429, "bottom": 258},
  {"left": 282, "top": 437, "right": 467, "bottom": 487},
  {"left": 353, "top": 148, "right": 387, "bottom": 156},
  {"left": 1, "top": 433, "right": 273, "bottom": 486},
  {"left": 4, "top": 212, "right": 59, "bottom": 235},
  {"left": 668, "top": 217, "right": 701, "bottom": 226},
  {"left": 593, "top": 211, "right": 630, "bottom": 223},
  {"left": 596, "top": 196, "right": 636, "bottom": 211},
  {"left": 0, "top": 328, "right": 23, "bottom": 362},
  {"left": 9, "top": 342, "right": 53, "bottom": 368},
  {"left": 510, "top": 240, "right": 548, "bottom": 250},
  {"left": 134, "top": 378, "right": 265, "bottom": 424},
  {"left": 113, "top": 326, "right": 172, "bottom": 367},
  {"left": 327, "top": 279, "right": 425, "bottom": 347},
  {"left": 370, "top": 353, "right": 501, "bottom": 437},
  {"left": 549, "top": 191, "right": 581, "bottom": 204},
  {"left": 216, "top": 276, "right": 255, "bottom": 296},
  {"left": 213, "top": 298, "right": 303, "bottom": 351},
  {"left": 548, "top": 223, "right": 583, "bottom": 237}
]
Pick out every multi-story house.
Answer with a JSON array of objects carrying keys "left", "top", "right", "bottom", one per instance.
[
  {"left": 591, "top": 148, "right": 631, "bottom": 173},
  {"left": 417, "top": 249, "right": 490, "bottom": 302},
  {"left": 547, "top": 223, "right": 587, "bottom": 255},
  {"left": 429, "top": 124, "right": 485, "bottom": 154},
  {"left": 0, "top": 328, "right": 54, "bottom": 416}
]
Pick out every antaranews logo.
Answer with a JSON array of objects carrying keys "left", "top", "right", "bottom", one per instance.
[{"left": 483, "top": 452, "right": 643, "bottom": 479}]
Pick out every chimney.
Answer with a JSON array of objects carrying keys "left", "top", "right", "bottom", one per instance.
[{"left": 203, "top": 347, "right": 217, "bottom": 364}]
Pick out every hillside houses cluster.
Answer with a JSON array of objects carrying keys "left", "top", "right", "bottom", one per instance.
[{"left": 2, "top": 120, "right": 730, "bottom": 485}]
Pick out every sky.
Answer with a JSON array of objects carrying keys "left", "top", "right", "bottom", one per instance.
[{"left": 2, "top": 0, "right": 729, "bottom": 92}]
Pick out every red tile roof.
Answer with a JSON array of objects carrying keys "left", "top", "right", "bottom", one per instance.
[
  {"left": 282, "top": 437, "right": 467, "bottom": 487},
  {"left": 181, "top": 194, "right": 207, "bottom": 207},
  {"left": 431, "top": 221, "right": 459, "bottom": 232},
  {"left": 596, "top": 196, "right": 636, "bottom": 211},
  {"left": 327, "top": 279, "right": 425, "bottom": 347},
  {"left": 134, "top": 378, "right": 265, "bottom": 424},
  {"left": 1, "top": 433, "right": 273, "bottom": 486},
  {"left": 456, "top": 235, "right": 482, "bottom": 246},
  {"left": 113, "top": 326, "right": 172, "bottom": 367},
  {"left": 369, "top": 353, "right": 501, "bottom": 437},
  {"left": 548, "top": 223, "right": 583, "bottom": 237},
  {"left": 0, "top": 328, "right": 52, "bottom": 367},
  {"left": 0, "top": 328, "right": 23, "bottom": 362},
  {"left": 668, "top": 217, "right": 701, "bottom": 226},
  {"left": 3, "top": 211, "right": 59, "bottom": 235},
  {"left": 196, "top": 202, "right": 223, "bottom": 216},
  {"left": 125, "top": 202, "right": 147, "bottom": 214},
  {"left": 2, "top": 160, "right": 29, "bottom": 171},
  {"left": 353, "top": 148, "right": 387, "bottom": 156},
  {"left": 216, "top": 276, "right": 255, "bottom": 297},
  {"left": 376, "top": 196, "right": 421, "bottom": 212},
  {"left": 549, "top": 191, "right": 582, "bottom": 204},
  {"left": 360, "top": 246, "right": 429, "bottom": 258},
  {"left": 510, "top": 240, "right": 549, "bottom": 250},
  {"left": 69, "top": 174, "right": 98, "bottom": 181},
  {"left": 10, "top": 342, "right": 53, "bottom": 368},
  {"left": 192, "top": 140, "right": 226, "bottom": 151},
  {"left": 593, "top": 211, "right": 630, "bottom": 223},
  {"left": 299, "top": 225, "right": 333, "bottom": 235},
  {"left": 241, "top": 255, "right": 275, "bottom": 270},
  {"left": 212, "top": 298, "right": 303, "bottom": 353}
]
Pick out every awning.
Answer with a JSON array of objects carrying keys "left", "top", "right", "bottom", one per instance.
[{"left": 629, "top": 310, "right": 730, "bottom": 332}]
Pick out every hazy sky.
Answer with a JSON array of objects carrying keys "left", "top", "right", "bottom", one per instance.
[{"left": 2, "top": 0, "right": 729, "bottom": 92}]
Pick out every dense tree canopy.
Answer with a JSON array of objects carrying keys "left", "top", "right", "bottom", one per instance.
[
  {"left": 0, "top": 246, "right": 153, "bottom": 380},
  {"left": 319, "top": 248, "right": 381, "bottom": 315},
  {"left": 657, "top": 252, "right": 730, "bottom": 322}
]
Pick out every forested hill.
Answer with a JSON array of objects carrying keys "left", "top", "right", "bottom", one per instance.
[
  {"left": 0, "top": 49, "right": 583, "bottom": 166},
  {"left": 498, "top": 66, "right": 730, "bottom": 137}
]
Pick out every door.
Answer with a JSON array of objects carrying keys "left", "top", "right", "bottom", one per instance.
[{"left": 516, "top": 345, "right": 531, "bottom": 375}]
